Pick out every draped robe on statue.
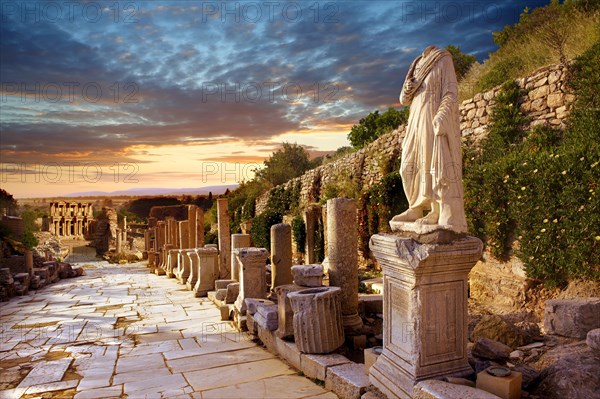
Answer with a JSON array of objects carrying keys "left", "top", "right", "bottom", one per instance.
[{"left": 397, "top": 47, "right": 467, "bottom": 232}]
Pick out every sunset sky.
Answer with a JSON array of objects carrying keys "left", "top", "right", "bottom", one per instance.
[{"left": 1, "top": 0, "right": 548, "bottom": 198}]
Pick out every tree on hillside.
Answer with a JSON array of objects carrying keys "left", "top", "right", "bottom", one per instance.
[
  {"left": 0, "top": 189, "right": 17, "bottom": 216},
  {"left": 255, "top": 143, "right": 311, "bottom": 186},
  {"left": 348, "top": 107, "right": 409, "bottom": 149},
  {"left": 446, "top": 45, "right": 477, "bottom": 81}
]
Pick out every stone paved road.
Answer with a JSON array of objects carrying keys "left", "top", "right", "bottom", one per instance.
[{"left": 0, "top": 261, "right": 338, "bottom": 399}]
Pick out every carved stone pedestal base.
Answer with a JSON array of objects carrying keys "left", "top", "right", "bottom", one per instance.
[{"left": 369, "top": 233, "right": 482, "bottom": 399}]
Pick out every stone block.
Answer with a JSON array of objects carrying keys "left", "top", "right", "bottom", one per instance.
[
  {"left": 301, "top": 353, "right": 351, "bottom": 381},
  {"left": 326, "top": 363, "right": 369, "bottom": 399},
  {"left": 472, "top": 337, "right": 512, "bottom": 360},
  {"left": 414, "top": 380, "right": 502, "bottom": 399},
  {"left": 233, "top": 247, "right": 269, "bottom": 314},
  {"left": 275, "top": 338, "right": 302, "bottom": 370},
  {"left": 350, "top": 335, "right": 367, "bottom": 350},
  {"left": 215, "top": 279, "right": 236, "bottom": 290},
  {"left": 257, "top": 322, "right": 277, "bottom": 353},
  {"left": 254, "top": 304, "right": 279, "bottom": 331},
  {"left": 547, "top": 93, "right": 564, "bottom": 108},
  {"left": 219, "top": 305, "right": 230, "bottom": 321},
  {"left": 587, "top": 328, "right": 600, "bottom": 354},
  {"left": 544, "top": 298, "right": 600, "bottom": 338},
  {"left": 476, "top": 368, "right": 522, "bottom": 399},
  {"left": 530, "top": 98, "right": 547, "bottom": 113},
  {"left": 225, "top": 282, "right": 240, "bottom": 304},
  {"left": 275, "top": 284, "right": 304, "bottom": 339},
  {"left": 245, "top": 298, "right": 275, "bottom": 315},
  {"left": 364, "top": 347, "right": 382, "bottom": 373},
  {"left": 291, "top": 264, "right": 324, "bottom": 287},
  {"left": 247, "top": 312, "right": 256, "bottom": 335},
  {"left": 215, "top": 288, "right": 227, "bottom": 301},
  {"left": 473, "top": 315, "right": 529, "bottom": 348}
]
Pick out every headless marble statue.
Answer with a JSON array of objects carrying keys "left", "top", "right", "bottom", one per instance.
[{"left": 391, "top": 45, "right": 467, "bottom": 234}]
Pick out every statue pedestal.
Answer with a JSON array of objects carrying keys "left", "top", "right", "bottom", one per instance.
[{"left": 369, "top": 233, "right": 482, "bottom": 399}]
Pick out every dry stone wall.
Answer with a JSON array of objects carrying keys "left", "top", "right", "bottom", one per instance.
[{"left": 256, "top": 63, "right": 574, "bottom": 215}]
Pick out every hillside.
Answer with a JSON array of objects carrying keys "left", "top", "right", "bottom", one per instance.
[{"left": 459, "top": 0, "right": 600, "bottom": 101}]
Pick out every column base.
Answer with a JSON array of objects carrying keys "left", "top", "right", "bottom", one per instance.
[
  {"left": 370, "top": 347, "right": 473, "bottom": 399},
  {"left": 342, "top": 313, "right": 364, "bottom": 334}
]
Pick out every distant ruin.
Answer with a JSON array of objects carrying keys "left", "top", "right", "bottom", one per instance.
[{"left": 43, "top": 201, "right": 94, "bottom": 238}]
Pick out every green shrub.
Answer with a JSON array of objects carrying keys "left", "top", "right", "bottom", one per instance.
[
  {"left": 358, "top": 172, "right": 407, "bottom": 255},
  {"left": 250, "top": 210, "right": 283, "bottom": 249},
  {"left": 314, "top": 217, "right": 325, "bottom": 263},
  {"left": 266, "top": 181, "right": 301, "bottom": 216},
  {"left": 291, "top": 216, "right": 306, "bottom": 253},
  {"left": 463, "top": 42, "right": 600, "bottom": 286},
  {"left": 204, "top": 231, "right": 218, "bottom": 245},
  {"left": 21, "top": 231, "right": 38, "bottom": 249}
]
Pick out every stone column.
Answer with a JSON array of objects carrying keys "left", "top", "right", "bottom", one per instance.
[
  {"left": 156, "top": 221, "right": 165, "bottom": 268},
  {"left": 270, "top": 223, "right": 292, "bottom": 292},
  {"left": 179, "top": 221, "right": 189, "bottom": 249},
  {"left": 156, "top": 244, "right": 172, "bottom": 276},
  {"left": 164, "top": 218, "right": 173, "bottom": 245},
  {"left": 188, "top": 205, "right": 197, "bottom": 249},
  {"left": 303, "top": 205, "right": 320, "bottom": 264},
  {"left": 233, "top": 248, "right": 269, "bottom": 315},
  {"left": 116, "top": 228, "right": 122, "bottom": 253},
  {"left": 193, "top": 247, "right": 219, "bottom": 297},
  {"left": 171, "top": 219, "right": 180, "bottom": 248},
  {"left": 186, "top": 250, "right": 199, "bottom": 290},
  {"left": 167, "top": 248, "right": 178, "bottom": 278},
  {"left": 368, "top": 234, "right": 483, "bottom": 399},
  {"left": 177, "top": 249, "right": 194, "bottom": 284},
  {"left": 288, "top": 286, "right": 344, "bottom": 354},
  {"left": 144, "top": 230, "right": 150, "bottom": 252},
  {"left": 231, "top": 234, "right": 251, "bottom": 281},
  {"left": 324, "top": 198, "right": 362, "bottom": 333},
  {"left": 197, "top": 208, "right": 205, "bottom": 247},
  {"left": 123, "top": 216, "right": 127, "bottom": 231},
  {"left": 217, "top": 198, "right": 231, "bottom": 278}
]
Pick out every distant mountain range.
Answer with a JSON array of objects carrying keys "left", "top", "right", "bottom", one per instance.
[{"left": 64, "top": 185, "right": 239, "bottom": 197}]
